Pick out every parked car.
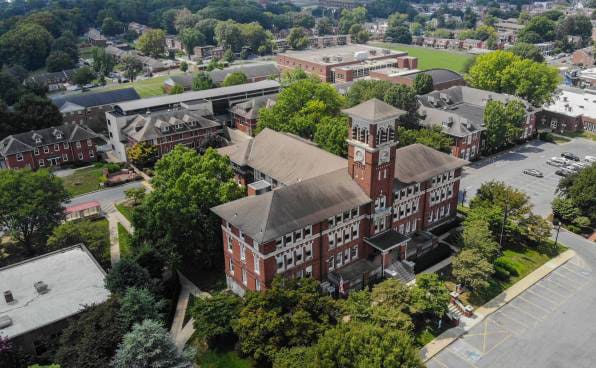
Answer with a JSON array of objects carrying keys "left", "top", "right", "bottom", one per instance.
[
  {"left": 551, "top": 156, "right": 570, "bottom": 165},
  {"left": 585, "top": 155, "right": 596, "bottom": 163},
  {"left": 561, "top": 152, "right": 580, "bottom": 161},
  {"left": 555, "top": 169, "right": 573, "bottom": 177},
  {"left": 523, "top": 169, "right": 544, "bottom": 177},
  {"left": 565, "top": 165, "right": 580, "bottom": 172},
  {"left": 573, "top": 162, "right": 589, "bottom": 169},
  {"left": 547, "top": 160, "right": 563, "bottom": 167}
]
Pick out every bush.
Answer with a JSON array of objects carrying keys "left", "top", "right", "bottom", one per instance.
[
  {"left": 539, "top": 132, "right": 554, "bottom": 142},
  {"left": 538, "top": 240, "right": 559, "bottom": 256},
  {"left": 494, "top": 265, "right": 510, "bottom": 281},
  {"left": 494, "top": 259, "right": 519, "bottom": 277},
  {"left": 106, "top": 163, "right": 121, "bottom": 173}
]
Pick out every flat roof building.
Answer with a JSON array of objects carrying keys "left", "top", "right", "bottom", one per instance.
[{"left": 0, "top": 245, "right": 110, "bottom": 356}]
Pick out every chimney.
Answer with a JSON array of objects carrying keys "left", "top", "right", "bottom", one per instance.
[
  {"left": 4, "top": 290, "right": 14, "bottom": 303},
  {"left": 247, "top": 180, "right": 272, "bottom": 196}
]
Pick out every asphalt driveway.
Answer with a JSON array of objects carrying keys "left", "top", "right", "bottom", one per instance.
[{"left": 460, "top": 138, "right": 596, "bottom": 216}]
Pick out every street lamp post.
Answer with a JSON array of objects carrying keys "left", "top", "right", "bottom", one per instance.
[{"left": 553, "top": 219, "right": 562, "bottom": 248}]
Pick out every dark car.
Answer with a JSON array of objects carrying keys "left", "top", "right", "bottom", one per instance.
[
  {"left": 555, "top": 169, "right": 572, "bottom": 177},
  {"left": 561, "top": 152, "right": 580, "bottom": 161},
  {"left": 523, "top": 169, "right": 544, "bottom": 178}
]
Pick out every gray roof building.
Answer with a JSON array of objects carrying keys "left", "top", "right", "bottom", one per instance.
[
  {"left": 122, "top": 109, "right": 221, "bottom": 142},
  {"left": 342, "top": 98, "right": 406, "bottom": 122},
  {"left": 0, "top": 124, "right": 98, "bottom": 156},
  {"left": 209, "top": 63, "right": 279, "bottom": 85},
  {"left": 400, "top": 68, "right": 464, "bottom": 86},
  {"left": 52, "top": 88, "right": 140, "bottom": 113},
  {"left": 394, "top": 143, "right": 468, "bottom": 183},
  {"left": 229, "top": 95, "right": 278, "bottom": 120},
  {"left": 0, "top": 244, "right": 110, "bottom": 339}
]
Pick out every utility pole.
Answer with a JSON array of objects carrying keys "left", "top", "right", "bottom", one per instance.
[{"left": 553, "top": 219, "right": 562, "bottom": 248}]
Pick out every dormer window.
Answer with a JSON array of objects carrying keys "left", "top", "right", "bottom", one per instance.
[
  {"left": 53, "top": 130, "right": 63, "bottom": 140},
  {"left": 161, "top": 126, "right": 169, "bottom": 133},
  {"left": 33, "top": 134, "right": 42, "bottom": 144}
]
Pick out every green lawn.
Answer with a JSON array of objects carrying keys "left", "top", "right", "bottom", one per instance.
[
  {"left": 197, "top": 350, "right": 255, "bottom": 368},
  {"left": 115, "top": 203, "right": 135, "bottom": 222},
  {"left": 118, "top": 223, "right": 132, "bottom": 258},
  {"left": 97, "top": 72, "right": 185, "bottom": 98},
  {"left": 447, "top": 243, "right": 565, "bottom": 307},
  {"left": 61, "top": 166, "right": 105, "bottom": 196},
  {"left": 374, "top": 42, "right": 474, "bottom": 73},
  {"left": 562, "top": 130, "right": 596, "bottom": 142}
]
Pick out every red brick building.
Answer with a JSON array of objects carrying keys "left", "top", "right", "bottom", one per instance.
[
  {"left": 418, "top": 86, "right": 536, "bottom": 160},
  {"left": 212, "top": 99, "right": 468, "bottom": 295},
  {"left": 0, "top": 125, "right": 99, "bottom": 170},
  {"left": 229, "top": 95, "right": 277, "bottom": 136}
]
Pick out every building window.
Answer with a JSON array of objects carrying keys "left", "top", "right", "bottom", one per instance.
[
  {"left": 276, "top": 237, "right": 283, "bottom": 249},
  {"left": 254, "top": 256, "right": 260, "bottom": 274},
  {"left": 38, "top": 159, "right": 44, "bottom": 167},
  {"left": 294, "top": 230, "right": 302, "bottom": 242},
  {"left": 44, "top": 146, "right": 49, "bottom": 153},
  {"left": 76, "top": 141, "right": 81, "bottom": 149},
  {"left": 305, "top": 243, "right": 312, "bottom": 260},
  {"left": 229, "top": 259, "right": 234, "bottom": 275},
  {"left": 305, "top": 265, "right": 312, "bottom": 277},
  {"left": 240, "top": 246, "right": 246, "bottom": 261},
  {"left": 54, "top": 144, "right": 59, "bottom": 151},
  {"left": 304, "top": 226, "right": 312, "bottom": 237},
  {"left": 295, "top": 248, "right": 303, "bottom": 264},
  {"left": 352, "top": 224, "right": 359, "bottom": 239},
  {"left": 351, "top": 245, "right": 358, "bottom": 260},
  {"left": 62, "top": 154, "right": 68, "bottom": 162},
  {"left": 63, "top": 142, "right": 69, "bottom": 149},
  {"left": 16, "top": 153, "right": 23, "bottom": 161},
  {"left": 286, "top": 252, "right": 294, "bottom": 267},
  {"left": 34, "top": 148, "right": 39, "bottom": 155},
  {"left": 255, "top": 280, "right": 261, "bottom": 291},
  {"left": 328, "top": 233, "right": 335, "bottom": 248},
  {"left": 242, "top": 269, "right": 247, "bottom": 286},
  {"left": 78, "top": 153, "right": 84, "bottom": 160},
  {"left": 336, "top": 253, "right": 343, "bottom": 267},
  {"left": 328, "top": 256, "right": 335, "bottom": 271},
  {"left": 227, "top": 235, "right": 233, "bottom": 252},
  {"left": 276, "top": 255, "right": 284, "bottom": 272},
  {"left": 344, "top": 228, "right": 350, "bottom": 242},
  {"left": 344, "top": 249, "right": 350, "bottom": 263}
]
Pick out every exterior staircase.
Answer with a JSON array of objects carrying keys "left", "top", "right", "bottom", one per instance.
[
  {"left": 385, "top": 261, "right": 416, "bottom": 284},
  {"left": 448, "top": 303, "right": 464, "bottom": 319}
]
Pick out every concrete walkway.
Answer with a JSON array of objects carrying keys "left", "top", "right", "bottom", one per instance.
[
  {"left": 106, "top": 201, "right": 135, "bottom": 266},
  {"left": 420, "top": 249, "right": 576, "bottom": 362},
  {"left": 170, "top": 272, "right": 210, "bottom": 351}
]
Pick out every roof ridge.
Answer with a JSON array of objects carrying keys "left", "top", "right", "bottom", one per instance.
[{"left": 258, "top": 189, "right": 276, "bottom": 242}]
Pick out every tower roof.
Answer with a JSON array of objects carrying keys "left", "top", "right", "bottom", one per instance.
[{"left": 342, "top": 98, "right": 406, "bottom": 122}]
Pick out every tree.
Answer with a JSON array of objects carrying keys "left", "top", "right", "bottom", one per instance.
[
  {"left": 472, "top": 181, "right": 532, "bottom": 221},
  {"left": 223, "top": 48, "right": 235, "bottom": 63},
  {"left": 56, "top": 298, "right": 125, "bottom": 368},
  {"left": 132, "top": 147, "right": 244, "bottom": 268},
  {"left": 280, "top": 68, "right": 317, "bottom": 86},
  {"left": 72, "top": 66, "right": 95, "bottom": 86},
  {"left": 240, "top": 22, "right": 271, "bottom": 52},
  {"left": 121, "top": 55, "right": 143, "bottom": 81},
  {"left": 214, "top": 20, "right": 244, "bottom": 52},
  {"left": 46, "top": 51, "right": 75, "bottom": 72},
  {"left": 0, "top": 71, "right": 25, "bottom": 105},
  {"left": 118, "top": 287, "right": 167, "bottom": 328},
  {"left": 105, "top": 258, "right": 152, "bottom": 294},
  {"left": 286, "top": 27, "right": 309, "bottom": 50},
  {"left": 384, "top": 26, "right": 412, "bottom": 44},
  {"left": 349, "top": 24, "right": 369, "bottom": 44},
  {"left": 338, "top": 7, "right": 367, "bottom": 34},
  {"left": 52, "top": 32, "right": 78, "bottom": 62},
  {"left": 191, "top": 291, "right": 243, "bottom": 346},
  {"left": 222, "top": 71, "right": 248, "bottom": 86},
  {"left": 556, "top": 163, "right": 596, "bottom": 222},
  {"left": 101, "top": 17, "right": 123, "bottom": 36},
  {"left": 396, "top": 126, "right": 453, "bottom": 153},
  {"left": 127, "top": 141, "right": 159, "bottom": 168},
  {"left": 371, "top": 278, "right": 412, "bottom": 313},
  {"left": 551, "top": 197, "right": 580, "bottom": 223},
  {"left": 195, "top": 18, "right": 220, "bottom": 45},
  {"left": 179, "top": 27, "right": 205, "bottom": 57},
  {"left": 313, "top": 322, "right": 424, "bottom": 368},
  {"left": 0, "top": 169, "right": 68, "bottom": 255},
  {"left": 180, "top": 61, "right": 188, "bottom": 72},
  {"left": 452, "top": 249, "right": 494, "bottom": 290},
  {"left": 314, "top": 116, "right": 349, "bottom": 156},
  {"left": 346, "top": 79, "right": 393, "bottom": 106},
  {"left": 0, "top": 23, "right": 53, "bottom": 70},
  {"left": 519, "top": 16, "right": 555, "bottom": 42},
  {"left": 466, "top": 51, "right": 520, "bottom": 93},
  {"left": 273, "top": 347, "right": 316, "bottom": 368},
  {"left": 413, "top": 73, "right": 434, "bottom": 95},
  {"left": 137, "top": 29, "right": 166, "bottom": 57},
  {"left": 92, "top": 47, "right": 116, "bottom": 76},
  {"left": 316, "top": 17, "right": 334, "bottom": 35},
  {"left": 47, "top": 220, "right": 110, "bottom": 266},
  {"left": 500, "top": 58, "right": 560, "bottom": 106},
  {"left": 383, "top": 84, "right": 418, "bottom": 127},
  {"left": 482, "top": 99, "right": 527, "bottom": 152},
  {"left": 169, "top": 84, "right": 184, "bottom": 94},
  {"left": 125, "top": 187, "right": 146, "bottom": 206},
  {"left": 410, "top": 273, "right": 450, "bottom": 318},
  {"left": 13, "top": 93, "right": 63, "bottom": 131},
  {"left": 233, "top": 277, "right": 338, "bottom": 361},
  {"left": 112, "top": 320, "right": 193, "bottom": 368},
  {"left": 461, "top": 219, "right": 499, "bottom": 261},
  {"left": 508, "top": 42, "right": 544, "bottom": 62},
  {"left": 192, "top": 72, "right": 215, "bottom": 90}
]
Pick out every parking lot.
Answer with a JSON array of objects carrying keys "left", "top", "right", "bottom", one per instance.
[
  {"left": 427, "top": 256, "right": 593, "bottom": 368},
  {"left": 460, "top": 138, "right": 596, "bottom": 216}
]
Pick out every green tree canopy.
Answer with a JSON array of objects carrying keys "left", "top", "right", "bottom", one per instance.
[
  {"left": 413, "top": 73, "right": 434, "bottom": 95},
  {"left": 132, "top": 146, "right": 244, "bottom": 268},
  {"left": 46, "top": 51, "right": 75, "bottom": 72},
  {"left": 396, "top": 126, "right": 453, "bottom": 153},
  {"left": 346, "top": 79, "right": 393, "bottom": 107},
  {"left": 482, "top": 99, "right": 527, "bottom": 152},
  {"left": 192, "top": 71, "right": 215, "bottom": 90},
  {"left": 112, "top": 320, "right": 193, "bottom": 368},
  {"left": 556, "top": 163, "right": 596, "bottom": 223},
  {"left": 286, "top": 27, "right": 309, "bottom": 50},
  {"left": 222, "top": 71, "right": 248, "bottom": 86},
  {"left": 127, "top": 141, "right": 159, "bottom": 168},
  {"left": 137, "top": 29, "right": 166, "bottom": 57},
  {"left": 72, "top": 66, "right": 96, "bottom": 86},
  {"left": 179, "top": 27, "right": 206, "bottom": 57},
  {"left": 508, "top": 42, "right": 544, "bottom": 62},
  {"left": 118, "top": 287, "right": 167, "bottom": 329},
  {"left": 105, "top": 258, "right": 153, "bottom": 294},
  {"left": 13, "top": 93, "right": 63, "bottom": 131},
  {"left": 47, "top": 220, "right": 110, "bottom": 266},
  {"left": 191, "top": 291, "right": 243, "bottom": 347},
  {"left": 0, "top": 169, "right": 68, "bottom": 255},
  {"left": 121, "top": 55, "right": 143, "bottom": 81},
  {"left": 0, "top": 23, "right": 53, "bottom": 70},
  {"left": 452, "top": 248, "right": 494, "bottom": 290}
]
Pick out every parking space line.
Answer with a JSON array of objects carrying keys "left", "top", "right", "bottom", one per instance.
[
  {"left": 531, "top": 283, "right": 569, "bottom": 300},
  {"left": 505, "top": 303, "right": 545, "bottom": 322},
  {"left": 526, "top": 288, "right": 562, "bottom": 306},
  {"left": 542, "top": 276, "right": 578, "bottom": 291},
  {"left": 445, "top": 348, "right": 480, "bottom": 368},
  {"left": 494, "top": 310, "right": 531, "bottom": 330},
  {"left": 552, "top": 269, "right": 587, "bottom": 284},
  {"left": 558, "top": 266, "right": 591, "bottom": 280},
  {"left": 490, "top": 311, "right": 528, "bottom": 334},
  {"left": 432, "top": 357, "right": 450, "bottom": 368},
  {"left": 483, "top": 333, "right": 512, "bottom": 356},
  {"left": 518, "top": 295, "right": 554, "bottom": 314}
]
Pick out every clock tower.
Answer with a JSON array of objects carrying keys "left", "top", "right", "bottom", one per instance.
[{"left": 342, "top": 99, "right": 406, "bottom": 235}]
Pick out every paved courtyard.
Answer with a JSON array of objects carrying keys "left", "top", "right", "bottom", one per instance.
[
  {"left": 427, "top": 248, "right": 594, "bottom": 368},
  {"left": 460, "top": 138, "right": 596, "bottom": 216}
]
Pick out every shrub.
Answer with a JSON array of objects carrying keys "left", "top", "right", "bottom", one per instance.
[
  {"left": 494, "top": 259, "right": 519, "bottom": 277},
  {"left": 106, "top": 163, "right": 121, "bottom": 173},
  {"left": 539, "top": 132, "right": 554, "bottom": 142},
  {"left": 494, "top": 265, "right": 510, "bottom": 281},
  {"left": 538, "top": 240, "right": 559, "bottom": 256}
]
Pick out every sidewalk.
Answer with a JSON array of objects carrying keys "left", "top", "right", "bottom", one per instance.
[
  {"left": 170, "top": 272, "right": 211, "bottom": 351},
  {"left": 420, "top": 249, "right": 576, "bottom": 362}
]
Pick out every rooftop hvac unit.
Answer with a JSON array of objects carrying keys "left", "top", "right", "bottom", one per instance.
[
  {"left": 4, "top": 290, "right": 14, "bottom": 304},
  {"left": 322, "top": 56, "right": 330, "bottom": 63},
  {"left": 382, "top": 48, "right": 390, "bottom": 54},
  {"left": 354, "top": 51, "right": 369, "bottom": 61},
  {"left": 0, "top": 315, "right": 12, "bottom": 329},
  {"left": 34, "top": 281, "right": 49, "bottom": 294}
]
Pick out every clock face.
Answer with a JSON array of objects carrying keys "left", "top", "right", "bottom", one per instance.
[
  {"left": 379, "top": 148, "right": 390, "bottom": 164},
  {"left": 354, "top": 148, "right": 364, "bottom": 163}
]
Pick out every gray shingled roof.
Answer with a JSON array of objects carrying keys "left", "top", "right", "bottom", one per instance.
[
  {"left": 211, "top": 169, "right": 370, "bottom": 243},
  {"left": 164, "top": 75, "right": 194, "bottom": 88},
  {"left": 209, "top": 63, "right": 279, "bottom": 84},
  {"left": 52, "top": 88, "right": 140, "bottom": 111},
  {"left": 122, "top": 110, "right": 221, "bottom": 142},
  {"left": 394, "top": 143, "right": 468, "bottom": 183},
  {"left": 402, "top": 68, "right": 464, "bottom": 85},
  {"left": 229, "top": 95, "right": 277, "bottom": 120},
  {"left": 342, "top": 98, "right": 406, "bottom": 122},
  {"left": 0, "top": 124, "right": 98, "bottom": 156},
  {"left": 220, "top": 128, "right": 347, "bottom": 185}
]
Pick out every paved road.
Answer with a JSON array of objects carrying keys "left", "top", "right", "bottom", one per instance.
[
  {"left": 66, "top": 181, "right": 143, "bottom": 213},
  {"left": 427, "top": 230, "right": 596, "bottom": 368},
  {"left": 460, "top": 138, "right": 596, "bottom": 216}
]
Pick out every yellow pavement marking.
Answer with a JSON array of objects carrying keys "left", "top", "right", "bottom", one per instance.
[
  {"left": 483, "top": 333, "right": 512, "bottom": 355},
  {"left": 518, "top": 295, "right": 553, "bottom": 314}
]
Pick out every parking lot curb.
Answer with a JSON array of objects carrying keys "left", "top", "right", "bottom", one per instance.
[{"left": 421, "top": 249, "right": 576, "bottom": 362}]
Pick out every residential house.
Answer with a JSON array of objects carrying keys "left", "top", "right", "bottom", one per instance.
[
  {"left": 571, "top": 47, "right": 594, "bottom": 67},
  {"left": 86, "top": 28, "right": 107, "bottom": 46},
  {"left": 128, "top": 22, "right": 152, "bottom": 35},
  {"left": 0, "top": 244, "right": 110, "bottom": 356},
  {"left": 418, "top": 86, "right": 536, "bottom": 160},
  {"left": 0, "top": 124, "right": 99, "bottom": 170},
  {"left": 229, "top": 95, "right": 278, "bottom": 136},
  {"left": 213, "top": 99, "right": 468, "bottom": 295},
  {"left": 26, "top": 69, "right": 77, "bottom": 92}
]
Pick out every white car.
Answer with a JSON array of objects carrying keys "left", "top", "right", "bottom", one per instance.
[
  {"left": 585, "top": 155, "right": 596, "bottom": 163},
  {"left": 551, "top": 156, "right": 570, "bottom": 165}
]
